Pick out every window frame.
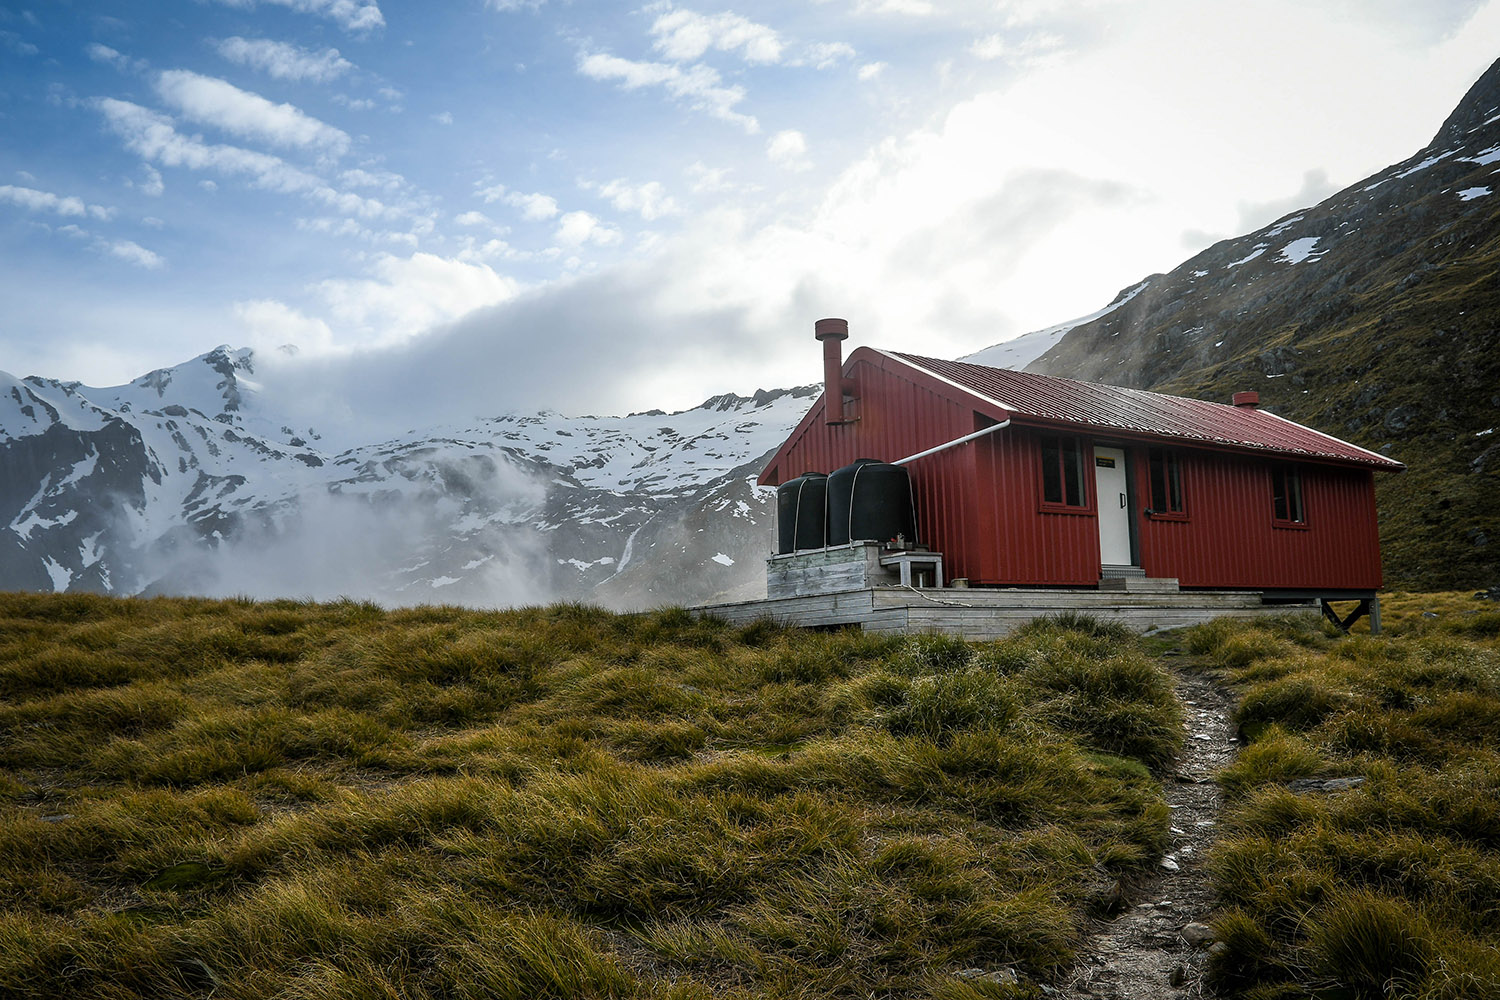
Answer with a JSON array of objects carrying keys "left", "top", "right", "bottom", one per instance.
[
  {"left": 1146, "top": 446, "right": 1188, "bottom": 521},
  {"left": 1270, "top": 463, "right": 1308, "bottom": 529},
  {"left": 1037, "top": 433, "right": 1093, "bottom": 514}
]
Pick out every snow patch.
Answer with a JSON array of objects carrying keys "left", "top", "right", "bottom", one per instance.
[
  {"left": 1463, "top": 144, "right": 1500, "bottom": 167},
  {"left": 1264, "top": 214, "right": 1303, "bottom": 238},
  {"left": 1226, "top": 245, "right": 1267, "bottom": 268},
  {"left": 1277, "top": 237, "right": 1324, "bottom": 264},
  {"left": 42, "top": 557, "right": 71, "bottom": 592},
  {"left": 1457, "top": 186, "right": 1492, "bottom": 201},
  {"left": 711, "top": 552, "right": 735, "bottom": 566}
]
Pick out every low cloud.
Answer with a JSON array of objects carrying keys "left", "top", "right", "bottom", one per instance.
[
  {"left": 215, "top": 37, "right": 354, "bottom": 82},
  {"left": 155, "top": 70, "right": 352, "bottom": 156},
  {"left": 136, "top": 467, "right": 558, "bottom": 608},
  {"left": 1236, "top": 168, "right": 1342, "bottom": 233}
]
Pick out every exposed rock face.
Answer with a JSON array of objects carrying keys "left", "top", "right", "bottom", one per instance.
[{"left": 1025, "top": 57, "right": 1500, "bottom": 590}]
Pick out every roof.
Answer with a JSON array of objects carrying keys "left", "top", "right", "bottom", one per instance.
[{"left": 881, "top": 350, "right": 1405, "bottom": 470}]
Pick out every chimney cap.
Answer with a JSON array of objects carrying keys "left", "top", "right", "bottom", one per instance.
[
  {"left": 814, "top": 317, "right": 849, "bottom": 341},
  {"left": 1232, "top": 391, "right": 1260, "bottom": 408}
]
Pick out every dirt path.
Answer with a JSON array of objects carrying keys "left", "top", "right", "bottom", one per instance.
[{"left": 1055, "top": 655, "right": 1236, "bottom": 999}]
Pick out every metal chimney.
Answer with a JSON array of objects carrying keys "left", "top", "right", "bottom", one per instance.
[
  {"left": 1232, "top": 391, "right": 1260, "bottom": 408},
  {"left": 815, "top": 318, "right": 850, "bottom": 425}
]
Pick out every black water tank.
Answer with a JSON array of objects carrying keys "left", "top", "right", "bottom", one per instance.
[
  {"left": 775, "top": 472, "right": 828, "bottom": 553},
  {"left": 827, "top": 459, "right": 916, "bottom": 546}
]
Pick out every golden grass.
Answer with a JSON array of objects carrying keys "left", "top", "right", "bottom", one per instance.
[
  {"left": 1186, "top": 596, "right": 1500, "bottom": 998},
  {"left": 0, "top": 594, "right": 1180, "bottom": 999}
]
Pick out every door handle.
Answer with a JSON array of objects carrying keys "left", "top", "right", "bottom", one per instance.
[{"left": 1119, "top": 493, "right": 1127, "bottom": 509}]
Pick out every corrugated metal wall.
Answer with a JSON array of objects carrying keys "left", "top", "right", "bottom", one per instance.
[
  {"left": 768, "top": 358, "right": 1385, "bottom": 591},
  {"left": 1135, "top": 453, "right": 1382, "bottom": 590}
]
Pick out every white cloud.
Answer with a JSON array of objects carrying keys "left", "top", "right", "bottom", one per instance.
[
  {"left": 853, "top": 0, "right": 935, "bottom": 14},
  {"left": 805, "top": 41, "right": 856, "bottom": 69},
  {"left": 341, "top": 168, "right": 405, "bottom": 191},
  {"left": 969, "top": 31, "right": 1065, "bottom": 64},
  {"left": 331, "top": 94, "right": 377, "bottom": 111},
  {"left": 0, "top": 30, "right": 38, "bottom": 56},
  {"left": 85, "top": 42, "right": 146, "bottom": 72},
  {"left": 857, "top": 61, "right": 887, "bottom": 81},
  {"left": 95, "top": 98, "right": 392, "bottom": 219},
  {"left": 649, "top": 6, "right": 784, "bottom": 64},
  {"left": 685, "top": 161, "right": 733, "bottom": 193},
  {"left": 138, "top": 165, "right": 164, "bottom": 196},
  {"left": 767, "top": 129, "right": 811, "bottom": 171},
  {"left": 54, "top": 222, "right": 165, "bottom": 269},
  {"left": 554, "top": 210, "right": 622, "bottom": 247},
  {"left": 577, "top": 51, "right": 759, "bottom": 132},
  {"left": 215, "top": 37, "right": 354, "bottom": 82},
  {"left": 313, "top": 252, "right": 521, "bottom": 345},
  {"left": 477, "top": 183, "right": 560, "bottom": 220},
  {"left": 155, "top": 70, "right": 352, "bottom": 156},
  {"left": 0, "top": 184, "right": 113, "bottom": 220},
  {"left": 432, "top": 111, "right": 454, "bottom": 125},
  {"left": 590, "top": 179, "right": 679, "bottom": 220},
  {"left": 102, "top": 238, "right": 167, "bottom": 270},
  {"left": 205, "top": 0, "right": 384, "bottom": 33},
  {"left": 234, "top": 298, "right": 337, "bottom": 353},
  {"left": 454, "top": 210, "right": 493, "bottom": 226}
]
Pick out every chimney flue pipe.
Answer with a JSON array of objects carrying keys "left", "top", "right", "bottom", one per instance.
[{"left": 815, "top": 317, "right": 849, "bottom": 425}]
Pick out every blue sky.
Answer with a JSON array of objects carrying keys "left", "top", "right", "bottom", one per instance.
[{"left": 2, "top": 0, "right": 1497, "bottom": 428}]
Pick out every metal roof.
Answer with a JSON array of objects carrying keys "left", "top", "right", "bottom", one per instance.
[{"left": 886, "top": 351, "right": 1405, "bottom": 470}]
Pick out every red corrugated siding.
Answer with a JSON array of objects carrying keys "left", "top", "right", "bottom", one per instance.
[{"left": 1135, "top": 453, "right": 1381, "bottom": 590}]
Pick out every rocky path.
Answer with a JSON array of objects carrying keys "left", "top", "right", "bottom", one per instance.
[{"left": 1056, "top": 655, "right": 1237, "bottom": 999}]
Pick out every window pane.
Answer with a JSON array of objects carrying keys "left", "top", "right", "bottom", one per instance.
[
  {"left": 1272, "top": 467, "right": 1290, "bottom": 521},
  {"left": 1062, "top": 438, "right": 1082, "bottom": 506},
  {"left": 1168, "top": 456, "right": 1183, "bottom": 512},
  {"left": 1041, "top": 437, "right": 1061, "bottom": 504},
  {"left": 1149, "top": 449, "right": 1167, "bottom": 510},
  {"left": 1287, "top": 469, "right": 1303, "bottom": 523}
]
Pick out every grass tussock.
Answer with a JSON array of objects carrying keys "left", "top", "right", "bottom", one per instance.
[
  {"left": 0, "top": 593, "right": 1176, "bottom": 999},
  {"left": 1184, "top": 599, "right": 1500, "bottom": 998}
]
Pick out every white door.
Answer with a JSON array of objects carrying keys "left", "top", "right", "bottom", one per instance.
[{"left": 1094, "top": 446, "right": 1132, "bottom": 565}]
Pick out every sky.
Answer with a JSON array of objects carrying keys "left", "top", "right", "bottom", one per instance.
[{"left": 2, "top": 0, "right": 1498, "bottom": 433}]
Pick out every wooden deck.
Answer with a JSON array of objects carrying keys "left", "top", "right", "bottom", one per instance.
[{"left": 697, "top": 586, "right": 1310, "bottom": 639}]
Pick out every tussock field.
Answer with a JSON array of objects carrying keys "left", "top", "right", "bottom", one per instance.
[
  {"left": 1188, "top": 593, "right": 1500, "bottom": 999},
  {"left": 0, "top": 594, "right": 1181, "bottom": 1000}
]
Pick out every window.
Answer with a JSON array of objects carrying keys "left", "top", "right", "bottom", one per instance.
[
  {"left": 1271, "top": 465, "right": 1305, "bottom": 525},
  {"left": 1040, "top": 435, "right": 1087, "bottom": 508},
  {"left": 1147, "top": 447, "right": 1185, "bottom": 516}
]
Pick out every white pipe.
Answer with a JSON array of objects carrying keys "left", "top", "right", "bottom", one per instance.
[{"left": 893, "top": 419, "right": 1011, "bottom": 466}]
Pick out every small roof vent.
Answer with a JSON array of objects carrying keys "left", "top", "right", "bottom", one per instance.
[{"left": 1232, "top": 391, "right": 1260, "bottom": 408}]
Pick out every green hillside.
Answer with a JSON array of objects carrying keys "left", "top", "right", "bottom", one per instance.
[{"left": 0, "top": 593, "right": 1181, "bottom": 1000}]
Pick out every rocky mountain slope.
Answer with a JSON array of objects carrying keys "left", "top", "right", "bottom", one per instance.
[
  {"left": 0, "top": 348, "right": 818, "bottom": 607},
  {"left": 1025, "top": 57, "right": 1500, "bottom": 590}
]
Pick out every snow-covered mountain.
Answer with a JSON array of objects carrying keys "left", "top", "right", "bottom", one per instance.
[{"left": 0, "top": 347, "right": 818, "bottom": 607}]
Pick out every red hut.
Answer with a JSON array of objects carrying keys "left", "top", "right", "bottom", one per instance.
[{"left": 757, "top": 320, "right": 1402, "bottom": 628}]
